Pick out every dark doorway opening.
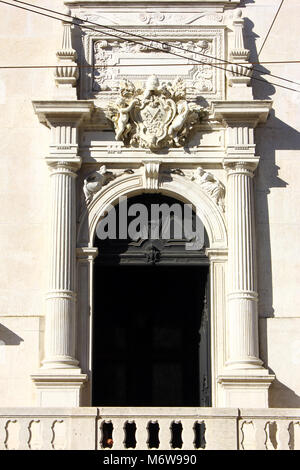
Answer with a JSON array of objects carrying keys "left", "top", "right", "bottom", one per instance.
[{"left": 92, "top": 194, "right": 211, "bottom": 407}]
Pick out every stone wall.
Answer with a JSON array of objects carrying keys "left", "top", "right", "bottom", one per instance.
[{"left": 0, "top": 0, "right": 299, "bottom": 408}]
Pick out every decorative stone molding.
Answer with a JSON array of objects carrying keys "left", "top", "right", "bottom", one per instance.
[
  {"left": 33, "top": 101, "right": 94, "bottom": 159},
  {"left": 106, "top": 75, "right": 206, "bottom": 150},
  {"left": 224, "top": 160, "right": 257, "bottom": 177},
  {"left": 218, "top": 374, "right": 275, "bottom": 408},
  {"left": 226, "top": 9, "right": 253, "bottom": 99},
  {"left": 30, "top": 1, "right": 277, "bottom": 410},
  {"left": 76, "top": 169, "right": 228, "bottom": 406},
  {"left": 31, "top": 373, "right": 88, "bottom": 407},
  {"left": 80, "top": 25, "right": 225, "bottom": 102},
  {"left": 143, "top": 161, "right": 161, "bottom": 192},
  {"left": 92, "top": 38, "right": 215, "bottom": 95},
  {"left": 55, "top": 8, "right": 78, "bottom": 99},
  {"left": 212, "top": 100, "right": 272, "bottom": 160},
  {"left": 191, "top": 167, "right": 225, "bottom": 211},
  {"left": 76, "top": 247, "right": 99, "bottom": 261}
]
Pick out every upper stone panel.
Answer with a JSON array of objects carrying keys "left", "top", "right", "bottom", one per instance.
[{"left": 66, "top": 1, "right": 240, "bottom": 104}]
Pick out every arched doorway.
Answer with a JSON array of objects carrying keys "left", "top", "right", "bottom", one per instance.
[{"left": 92, "top": 194, "right": 211, "bottom": 407}]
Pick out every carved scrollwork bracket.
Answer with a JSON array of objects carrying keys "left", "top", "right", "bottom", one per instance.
[{"left": 143, "top": 161, "right": 161, "bottom": 193}]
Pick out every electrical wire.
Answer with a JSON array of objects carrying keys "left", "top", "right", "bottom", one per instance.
[
  {"left": 0, "top": 0, "right": 299, "bottom": 93},
  {"left": 258, "top": 0, "right": 284, "bottom": 57},
  {"left": 0, "top": 61, "right": 300, "bottom": 70},
  {"left": 9, "top": 0, "right": 300, "bottom": 87}
]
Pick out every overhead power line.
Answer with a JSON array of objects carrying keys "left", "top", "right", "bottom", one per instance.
[
  {"left": 0, "top": 61, "right": 300, "bottom": 70},
  {"left": 258, "top": 0, "right": 284, "bottom": 57},
  {"left": 1, "top": 61, "right": 300, "bottom": 69},
  {"left": 0, "top": 0, "right": 299, "bottom": 93},
  {"left": 9, "top": 0, "right": 300, "bottom": 88}
]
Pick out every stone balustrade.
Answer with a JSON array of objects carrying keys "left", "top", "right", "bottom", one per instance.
[{"left": 0, "top": 408, "right": 299, "bottom": 450}]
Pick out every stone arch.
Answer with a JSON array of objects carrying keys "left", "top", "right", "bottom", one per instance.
[
  {"left": 76, "top": 170, "right": 228, "bottom": 406},
  {"left": 77, "top": 171, "right": 228, "bottom": 249}
]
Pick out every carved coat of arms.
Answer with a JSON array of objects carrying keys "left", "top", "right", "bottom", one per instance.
[{"left": 106, "top": 75, "right": 207, "bottom": 151}]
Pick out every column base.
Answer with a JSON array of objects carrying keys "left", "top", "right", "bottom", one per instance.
[
  {"left": 218, "top": 370, "right": 275, "bottom": 408},
  {"left": 225, "top": 357, "right": 264, "bottom": 370},
  {"left": 41, "top": 355, "right": 79, "bottom": 369},
  {"left": 31, "top": 369, "right": 87, "bottom": 407}
]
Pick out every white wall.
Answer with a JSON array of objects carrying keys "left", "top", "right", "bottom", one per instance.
[{"left": 0, "top": 0, "right": 299, "bottom": 407}]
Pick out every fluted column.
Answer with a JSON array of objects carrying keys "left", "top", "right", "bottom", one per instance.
[
  {"left": 42, "top": 160, "right": 81, "bottom": 369},
  {"left": 225, "top": 160, "right": 262, "bottom": 369},
  {"left": 32, "top": 100, "right": 93, "bottom": 406}
]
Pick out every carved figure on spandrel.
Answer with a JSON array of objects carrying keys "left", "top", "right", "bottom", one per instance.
[
  {"left": 192, "top": 167, "right": 225, "bottom": 210},
  {"left": 83, "top": 165, "right": 110, "bottom": 204}
]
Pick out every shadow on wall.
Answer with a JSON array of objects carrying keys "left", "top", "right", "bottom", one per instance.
[
  {"left": 0, "top": 324, "right": 24, "bottom": 345},
  {"left": 259, "top": 319, "right": 300, "bottom": 408},
  {"left": 269, "top": 380, "right": 300, "bottom": 409},
  {"left": 244, "top": 11, "right": 300, "bottom": 407}
]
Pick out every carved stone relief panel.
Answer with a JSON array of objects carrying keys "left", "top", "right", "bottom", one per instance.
[
  {"left": 80, "top": 27, "right": 225, "bottom": 103},
  {"left": 105, "top": 75, "right": 207, "bottom": 150},
  {"left": 77, "top": 10, "right": 226, "bottom": 27}
]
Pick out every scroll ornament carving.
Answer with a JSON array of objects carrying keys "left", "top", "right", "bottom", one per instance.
[
  {"left": 191, "top": 167, "right": 225, "bottom": 211},
  {"left": 93, "top": 40, "right": 214, "bottom": 93},
  {"left": 83, "top": 166, "right": 133, "bottom": 204},
  {"left": 106, "top": 75, "right": 207, "bottom": 151}
]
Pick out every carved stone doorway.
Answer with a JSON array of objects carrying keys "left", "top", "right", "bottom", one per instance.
[{"left": 92, "top": 194, "right": 211, "bottom": 407}]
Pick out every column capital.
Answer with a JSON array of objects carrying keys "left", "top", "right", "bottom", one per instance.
[
  {"left": 46, "top": 158, "right": 82, "bottom": 176},
  {"left": 76, "top": 247, "right": 99, "bottom": 261},
  {"left": 223, "top": 159, "right": 258, "bottom": 177}
]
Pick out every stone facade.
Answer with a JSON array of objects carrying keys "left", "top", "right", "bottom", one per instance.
[{"left": 0, "top": 0, "right": 300, "bottom": 450}]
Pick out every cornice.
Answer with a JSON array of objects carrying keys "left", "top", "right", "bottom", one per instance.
[
  {"left": 211, "top": 100, "right": 273, "bottom": 125},
  {"left": 32, "top": 100, "right": 94, "bottom": 125},
  {"left": 65, "top": 0, "right": 239, "bottom": 5}
]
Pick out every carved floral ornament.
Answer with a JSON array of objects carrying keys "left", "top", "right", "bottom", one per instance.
[{"left": 106, "top": 75, "right": 207, "bottom": 151}]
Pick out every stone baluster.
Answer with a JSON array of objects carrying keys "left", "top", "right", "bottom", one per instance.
[
  {"left": 42, "top": 418, "right": 55, "bottom": 450},
  {"left": 254, "top": 420, "right": 267, "bottom": 450},
  {"left": 135, "top": 419, "right": 149, "bottom": 450},
  {"left": 18, "top": 419, "right": 31, "bottom": 450},
  {"left": 159, "top": 419, "right": 172, "bottom": 450},
  {"left": 0, "top": 419, "right": 6, "bottom": 450},
  {"left": 181, "top": 419, "right": 196, "bottom": 450},
  {"left": 112, "top": 419, "right": 125, "bottom": 449},
  {"left": 277, "top": 420, "right": 291, "bottom": 450}
]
